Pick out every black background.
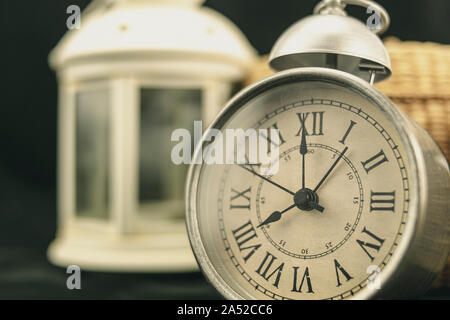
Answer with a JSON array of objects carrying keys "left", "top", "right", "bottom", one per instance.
[{"left": 0, "top": 0, "right": 449, "bottom": 299}]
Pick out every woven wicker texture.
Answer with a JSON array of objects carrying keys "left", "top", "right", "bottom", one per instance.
[
  {"left": 245, "top": 38, "right": 450, "bottom": 289},
  {"left": 376, "top": 38, "right": 450, "bottom": 160}
]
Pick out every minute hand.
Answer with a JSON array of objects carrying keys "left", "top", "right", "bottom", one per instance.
[
  {"left": 300, "top": 124, "right": 307, "bottom": 189},
  {"left": 313, "top": 147, "right": 349, "bottom": 193}
]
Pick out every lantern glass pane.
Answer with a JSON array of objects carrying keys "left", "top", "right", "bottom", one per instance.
[
  {"left": 75, "top": 89, "right": 110, "bottom": 219},
  {"left": 139, "top": 88, "right": 201, "bottom": 218}
]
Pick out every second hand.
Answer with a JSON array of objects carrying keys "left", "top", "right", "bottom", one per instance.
[
  {"left": 313, "top": 146, "right": 349, "bottom": 193},
  {"left": 238, "top": 164, "right": 295, "bottom": 196}
]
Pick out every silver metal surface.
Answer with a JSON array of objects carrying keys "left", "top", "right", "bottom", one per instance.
[
  {"left": 314, "top": 0, "right": 390, "bottom": 34},
  {"left": 186, "top": 68, "right": 449, "bottom": 299},
  {"left": 269, "top": 1, "right": 391, "bottom": 82}
]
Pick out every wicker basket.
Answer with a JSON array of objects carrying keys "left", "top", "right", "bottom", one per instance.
[
  {"left": 377, "top": 38, "right": 450, "bottom": 160},
  {"left": 246, "top": 37, "right": 450, "bottom": 289}
]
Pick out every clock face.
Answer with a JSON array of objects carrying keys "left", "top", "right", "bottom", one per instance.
[{"left": 188, "top": 72, "right": 412, "bottom": 300}]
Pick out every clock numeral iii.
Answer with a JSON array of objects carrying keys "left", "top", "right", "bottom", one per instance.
[
  {"left": 256, "top": 251, "right": 285, "bottom": 288},
  {"left": 370, "top": 191, "right": 395, "bottom": 212},
  {"left": 361, "top": 149, "right": 389, "bottom": 173},
  {"left": 356, "top": 227, "right": 385, "bottom": 261},
  {"left": 334, "top": 259, "right": 353, "bottom": 287},
  {"left": 231, "top": 220, "right": 261, "bottom": 263},
  {"left": 296, "top": 112, "right": 325, "bottom": 136},
  {"left": 230, "top": 187, "right": 251, "bottom": 210},
  {"left": 292, "top": 266, "right": 314, "bottom": 293}
]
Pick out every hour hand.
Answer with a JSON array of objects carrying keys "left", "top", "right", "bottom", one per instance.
[
  {"left": 257, "top": 204, "right": 296, "bottom": 228},
  {"left": 257, "top": 211, "right": 282, "bottom": 228}
]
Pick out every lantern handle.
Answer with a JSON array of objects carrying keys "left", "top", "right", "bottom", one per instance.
[{"left": 313, "top": 0, "right": 390, "bottom": 35}]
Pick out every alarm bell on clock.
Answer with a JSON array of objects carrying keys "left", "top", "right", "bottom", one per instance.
[
  {"left": 186, "top": 0, "right": 449, "bottom": 300},
  {"left": 270, "top": 0, "right": 391, "bottom": 83}
]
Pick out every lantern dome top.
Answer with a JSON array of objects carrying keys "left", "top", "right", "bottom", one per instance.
[{"left": 49, "top": 0, "right": 256, "bottom": 71}]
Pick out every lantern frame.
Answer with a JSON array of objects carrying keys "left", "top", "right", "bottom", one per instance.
[{"left": 48, "top": 0, "right": 256, "bottom": 272}]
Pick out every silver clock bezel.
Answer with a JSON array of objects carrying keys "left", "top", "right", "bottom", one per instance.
[{"left": 186, "top": 67, "right": 426, "bottom": 300}]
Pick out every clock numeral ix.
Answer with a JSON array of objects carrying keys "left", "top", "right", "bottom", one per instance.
[
  {"left": 256, "top": 251, "right": 285, "bottom": 288},
  {"left": 361, "top": 149, "right": 389, "bottom": 174},
  {"left": 296, "top": 112, "right": 325, "bottom": 136},
  {"left": 230, "top": 187, "right": 251, "bottom": 210},
  {"left": 231, "top": 220, "right": 261, "bottom": 263}
]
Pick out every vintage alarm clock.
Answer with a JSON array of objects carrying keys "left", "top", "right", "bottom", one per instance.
[{"left": 186, "top": 0, "right": 449, "bottom": 299}]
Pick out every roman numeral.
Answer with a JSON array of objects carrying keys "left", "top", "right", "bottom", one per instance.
[
  {"left": 230, "top": 187, "right": 251, "bottom": 209},
  {"left": 256, "top": 251, "right": 285, "bottom": 288},
  {"left": 296, "top": 112, "right": 325, "bottom": 136},
  {"left": 231, "top": 220, "right": 261, "bottom": 262},
  {"left": 356, "top": 227, "right": 385, "bottom": 261},
  {"left": 259, "top": 123, "right": 285, "bottom": 154},
  {"left": 339, "top": 120, "right": 357, "bottom": 145},
  {"left": 334, "top": 259, "right": 353, "bottom": 287},
  {"left": 270, "top": 123, "right": 286, "bottom": 145},
  {"left": 370, "top": 191, "right": 395, "bottom": 212},
  {"left": 296, "top": 113, "right": 309, "bottom": 136},
  {"left": 361, "top": 149, "right": 389, "bottom": 173},
  {"left": 291, "top": 266, "right": 314, "bottom": 293}
]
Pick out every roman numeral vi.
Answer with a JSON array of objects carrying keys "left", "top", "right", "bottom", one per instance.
[{"left": 291, "top": 266, "right": 314, "bottom": 293}]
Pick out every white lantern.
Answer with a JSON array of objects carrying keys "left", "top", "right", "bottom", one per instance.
[{"left": 48, "top": 0, "right": 256, "bottom": 272}]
